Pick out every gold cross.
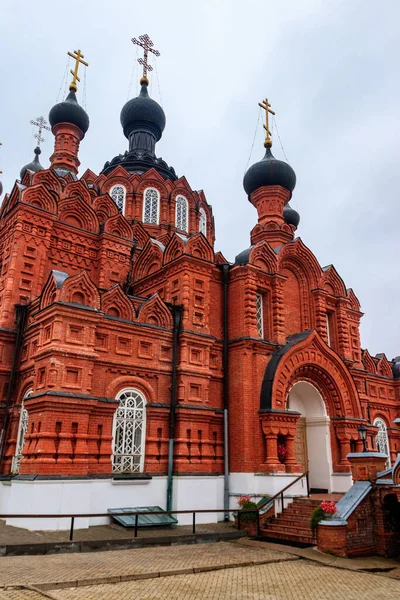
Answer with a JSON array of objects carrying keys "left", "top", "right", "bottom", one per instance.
[
  {"left": 132, "top": 34, "right": 160, "bottom": 84},
  {"left": 67, "top": 49, "right": 89, "bottom": 92},
  {"left": 258, "top": 98, "right": 275, "bottom": 148}
]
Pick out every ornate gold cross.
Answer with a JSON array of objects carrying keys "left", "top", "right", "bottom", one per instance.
[
  {"left": 30, "top": 116, "right": 50, "bottom": 147},
  {"left": 258, "top": 98, "right": 275, "bottom": 148},
  {"left": 131, "top": 34, "right": 160, "bottom": 84},
  {"left": 68, "top": 49, "right": 89, "bottom": 92}
]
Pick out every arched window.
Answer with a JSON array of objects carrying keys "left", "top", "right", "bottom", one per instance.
[
  {"left": 176, "top": 196, "right": 188, "bottom": 232},
  {"left": 110, "top": 185, "right": 126, "bottom": 213},
  {"left": 143, "top": 188, "right": 159, "bottom": 224},
  {"left": 374, "top": 417, "right": 391, "bottom": 469},
  {"left": 256, "top": 293, "right": 264, "bottom": 338},
  {"left": 199, "top": 207, "right": 207, "bottom": 236},
  {"left": 112, "top": 389, "right": 146, "bottom": 473},
  {"left": 11, "top": 389, "right": 32, "bottom": 474}
]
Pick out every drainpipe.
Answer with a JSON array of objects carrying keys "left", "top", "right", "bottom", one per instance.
[
  {"left": 166, "top": 304, "right": 183, "bottom": 512},
  {"left": 221, "top": 264, "right": 230, "bottom": 520},
  {"left": 0, "top": 304, "right": 29, "bottom": 470}
]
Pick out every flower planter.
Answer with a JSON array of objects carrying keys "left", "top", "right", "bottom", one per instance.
[{"left": 234, "top": 517, "right": 258, "bottom": 537}]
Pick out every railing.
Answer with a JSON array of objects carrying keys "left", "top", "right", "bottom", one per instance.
[
  {"left": 0, "top": 507, "right": 262, "bottom": 542},
  {"left": 257, "top": 471, "right": 309, "bottom": 516},
  {"left": 0, "top": 472, "right": 309, "bottom": 543}
]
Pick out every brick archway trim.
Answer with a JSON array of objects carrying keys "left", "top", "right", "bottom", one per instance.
[{"left": 260, "top": 329, "right": 361, "bottom": 418}]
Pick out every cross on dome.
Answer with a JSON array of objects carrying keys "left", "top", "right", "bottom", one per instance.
[
  {"left": 30, "top": 116, "right": 50, "bottom": 147},
  {"left": 131, "top": 34, "right": 160, "bottom": 84},
  {"left": 258, "top": 98, "right": 275, "bottom": 148},
  {"left": 67, "top": 49, "right": 89, "bottom": 92}
]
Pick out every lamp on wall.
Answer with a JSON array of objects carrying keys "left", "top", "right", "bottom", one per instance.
[{"left": 358, "top": 424, "right": 368, "bottom": 453}]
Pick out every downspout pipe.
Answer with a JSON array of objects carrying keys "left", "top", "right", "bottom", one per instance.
[
  {"left": 166, "top": 304, "right": 183, "bottom": 512},
  {"left": 221, "top": 264, "right": 230, "bottom": 520},
  {"left": 0, "top": 304, "right": 29, "bottom": 470}
]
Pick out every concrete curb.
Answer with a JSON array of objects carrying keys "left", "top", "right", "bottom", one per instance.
[{"left": 20, "top": 556, "right": 300, "bottom": 591}]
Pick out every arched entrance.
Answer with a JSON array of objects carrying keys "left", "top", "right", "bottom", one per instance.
[{"left": 288, "top": 381, "right": 333, "bottom": 492}]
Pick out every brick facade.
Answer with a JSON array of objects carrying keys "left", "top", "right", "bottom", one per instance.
[{"left": 0, "top": 78, "right": 399, "bottom": 486}]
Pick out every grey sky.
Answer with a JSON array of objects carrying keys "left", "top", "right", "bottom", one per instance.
[{"left": 1, "top": 0, "right": 399, "bottom": 359}]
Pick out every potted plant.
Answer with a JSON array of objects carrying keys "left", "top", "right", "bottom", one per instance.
[
  {"left": 235, "top": 495, "right": 259, "bottom": 536},
  {"left": 310, "top": 500, "right": 337, "bottom": 534}
]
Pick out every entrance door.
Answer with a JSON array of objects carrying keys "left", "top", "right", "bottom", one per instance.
[{"left": 293, "top": 417, "right": 308, "bottom": 472}]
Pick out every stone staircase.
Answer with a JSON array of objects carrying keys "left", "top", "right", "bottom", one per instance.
[{"left": 260, "top": 496, "right": 324, "bottom": 546}]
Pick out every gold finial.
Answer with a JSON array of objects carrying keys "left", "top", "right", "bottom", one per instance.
[
  {"left": 131, "top": 34, "right": 160, "bottom": 85},
  {"left": 67, "top": 49, "right": 89, "bottom": 92},
  {"left": 258, "top": 98, "right": 275, "bottom": 148}
]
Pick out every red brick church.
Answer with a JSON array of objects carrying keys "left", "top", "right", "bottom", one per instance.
[{"left": 0, "top": 42, "right": 399, "bottom": 530}]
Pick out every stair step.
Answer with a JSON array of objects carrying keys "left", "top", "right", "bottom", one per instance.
[
  {"left": 265, "top": 523, "right": 313, "bottom": 536},
  {"left": 260, "top": 528, "right": 314, "bottom": 545}
]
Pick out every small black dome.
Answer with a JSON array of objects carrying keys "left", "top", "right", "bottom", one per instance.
[
  {"left": 243, "top": 146, "right": 296, "bottom": 196},
  {"left": 49, "top": 89, "right": 89, "bottom": 134},
  {"left": 0, "top": 181, "right": 3, "bottom": 196},
  {"left": 20, "top": 147, "right": 44, "bottom": 180},
  {"left": 283, "top": 202, "right": 300, "bottom": 228},
  {"left": 120, "top": 81, "right": 166, "bottom": 141}
]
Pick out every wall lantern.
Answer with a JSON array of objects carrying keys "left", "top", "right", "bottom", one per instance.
[{"left": 358, "top": 424, "right": 368, "bottom": 453}]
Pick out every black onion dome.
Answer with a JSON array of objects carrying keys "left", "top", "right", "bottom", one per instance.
[
  {"left": 283, "top": 202, "right": 300, "bottom": 228},
  {"left": 0, "top": 181, "right": 3, "bottom": 196},
  {"left": 120, "top": 81, "right": 166, "bottom": 141},
  {"left": 243, "top": 146, "right": 296, "bottom": 196},
  {"left": 20, "top": 147, "right": 44, "bottom": 179},
  {"left": 49, "top": 89, "right": 89, "bottom": 134}
]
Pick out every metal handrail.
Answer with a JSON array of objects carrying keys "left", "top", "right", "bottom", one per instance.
[
  {"left": 257, "top": 471, "right": 309, "bottom": 512},
  {"left": 0, "top": 507, "right": 261, "bottom": 542}
]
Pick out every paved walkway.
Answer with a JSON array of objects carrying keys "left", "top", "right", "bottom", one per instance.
[{"left": 0, "top": 539, "right": 399, "bottom": 599}]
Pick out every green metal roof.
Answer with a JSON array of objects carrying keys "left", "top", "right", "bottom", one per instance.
[{"left": 108, "top": 506, "right": 178, "bottom": 528}]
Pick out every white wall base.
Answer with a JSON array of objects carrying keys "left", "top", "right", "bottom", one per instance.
[
  {"left": 331, "top": 473, "right": 353, "bottom": 493},
  {"left": 0, "top": 475, "right": 224, "bottom": 531}
]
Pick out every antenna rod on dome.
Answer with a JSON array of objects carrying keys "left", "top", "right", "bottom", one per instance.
[
  {"left": 131, "top": 34, "right": 160, "bottom": 85},
  {"left": 67, "top": 49, "right": 89, "bottom": 92},
  {"left": 258, "top": 98, "right": 275, "bottom": 148},
  {"left": 30, "top": 116, "right": 50, "bottom": 148}
]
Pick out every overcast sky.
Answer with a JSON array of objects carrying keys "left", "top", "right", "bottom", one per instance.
[{"left": 1, "top": 0, "right": 399, "bottom": 359}]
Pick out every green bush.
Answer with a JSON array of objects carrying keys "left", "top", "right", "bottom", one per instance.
[
  {"left": 238, "top": 500, "right": 258, "bottom": 523},
  {"left": 310, "top": 506, "right": 325, "bottom": 532}
]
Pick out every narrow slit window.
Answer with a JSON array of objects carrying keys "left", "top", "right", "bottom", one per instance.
[
  {"left": 199, "top": 207, "right": 207, "bottom": 236},
  {"left": 256, "top": 293, "right": 264, "bottom": 338}
]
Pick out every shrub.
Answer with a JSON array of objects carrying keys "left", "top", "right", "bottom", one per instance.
[
  {"left": 237, "top": 496, "right": 258, "bottom": 523},
  {"left": 310, "top": 506, "right": 325, "bottom": 532}
]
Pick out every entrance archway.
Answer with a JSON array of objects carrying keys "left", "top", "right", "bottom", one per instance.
[{"left": 288, "top": 381, "right": 332, "bottom": 492}]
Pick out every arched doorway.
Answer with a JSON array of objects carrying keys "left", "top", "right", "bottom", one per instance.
[{"left": 288, "top": 381, "right": 333, "bottom": 492}]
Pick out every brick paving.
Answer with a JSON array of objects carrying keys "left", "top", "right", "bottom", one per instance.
[
  {"left": 2, "top": 559, "right": 400, "bottom": 600},
  {"left": 0, "top": 542, "right": 294, "bottom": 588}
]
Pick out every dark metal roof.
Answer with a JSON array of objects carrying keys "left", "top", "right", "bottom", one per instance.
[
  {"left": 260, "top": 330, "right": 312, "bottom": 410},
  {"left": 234, "top": 246, "right": 253, "bottom": 266},
  {"left": 283, "top": 202, "right": 300, "bottom": 227},
  {"left": 243, "top": 146, "right": 296, "bottom": 196},
  {"left": 20, "top": 147, "right": 44, "bottom": 180},
  {"left": 120, "top": 82, "right": 166, "bottom": 141},
  {"left": 49, "top": 89, "right": 89, "bottom": 134}
]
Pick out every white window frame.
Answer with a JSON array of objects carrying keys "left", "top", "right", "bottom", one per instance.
[
  {"left": 143, "top": 188, "right": 160, "bottom": 225},
  {"left": 112, "top": 388, "right": 147, "bottom": 473},
  {"left": 175, "top": 195, "right": 189, "bottom": 232},
  {"left": 110, "top": 185, "right": 126, "bottom": 214},
  {"left": 374, "top": 417, "right": 391, "bottom": 469},
  {"left": 256, "top": 293, "right": 264, "bottom": 339},
  {"left": 199, "top": 207, "right": 207, "bottom": 236},
  {"left": 11, "top": 389, "right": 32, "bottom": 474}
]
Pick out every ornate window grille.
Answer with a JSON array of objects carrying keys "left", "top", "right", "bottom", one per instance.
[
  {"left": 199, "top": 207, "right": 207, "bottom": 236},
  {"left": 143, "top": 188, "right": 159, "bottom": 224},
  {"left": 110, "top": 185, "right": 126, "bottom": 213},
  {"left": 112, "top": 389, "right": 146, "bottom": 473},
  {"left": 11, "top": 389, "right": 32, "bottom": 474},
  {"left": 176, "top": 196, "right": 188, "bottom": 232},
  {"left": 256, "top": 293, "right": 264, "bottom": 338},
  {"left": 374, "top": 418, "right": 391, "bottom": 469}
]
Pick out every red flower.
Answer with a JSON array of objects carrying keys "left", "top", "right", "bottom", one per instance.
[{"left": 320, "top": 501, "right": 337, "bottom": 514}]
